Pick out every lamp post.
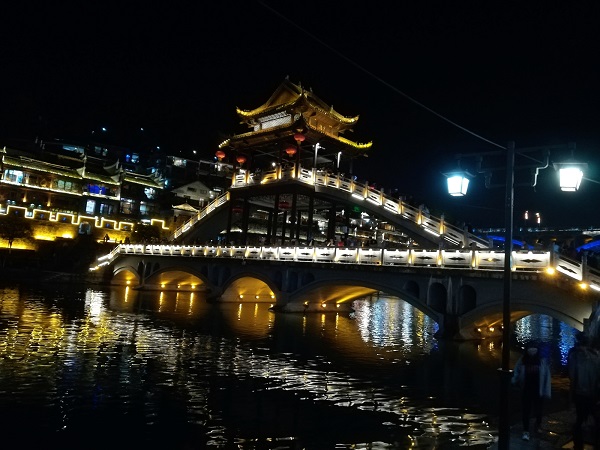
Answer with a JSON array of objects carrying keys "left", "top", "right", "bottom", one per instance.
[
  {"left": 498, "top": 141, "right": 514, "bottom": 449},
  {"left": 444, "top": 141, "right": 584, "bottom": 450}
]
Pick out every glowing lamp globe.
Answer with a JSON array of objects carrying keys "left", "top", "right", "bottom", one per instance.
[
  {"left": 553, "top": 161, "right": 587, "bottom": 192},
  {"left": 447, "top": 174, "right": 470, "bottom": 196},
  {"left": 294, "top": 133, "right": 305, "bottom": 143},
  {"left": 559, "top": 167, "right": 584, "bottom": 192}
]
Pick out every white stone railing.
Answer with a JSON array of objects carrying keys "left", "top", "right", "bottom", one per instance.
[
  {"left": 171, "top": 164, "right": 490, "bottom": 248},
  {"left": 171, "top": 191, "right": 230, "bottom": 240},
  {"left": 89, "top": 243, "right": 600, "bottom": 293}
]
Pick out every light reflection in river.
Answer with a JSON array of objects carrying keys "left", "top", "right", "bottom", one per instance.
[{"left": 0, "top": 284, "right": 578, "bottom": 449}]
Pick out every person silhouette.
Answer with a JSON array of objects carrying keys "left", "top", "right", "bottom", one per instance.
[
  {"left": 567, "top": 332, "right": 600, "bottom": 450},
  {"left": 512, "top": 343, "right": 552, "bottom": 441}
]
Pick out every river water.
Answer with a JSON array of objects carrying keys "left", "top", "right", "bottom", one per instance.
[{"left": 0, "top": 283, "right": 578, "bottom": 449}]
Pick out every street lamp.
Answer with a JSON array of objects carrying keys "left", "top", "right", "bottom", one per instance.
[
  {"left": 554, "top": 161, "right": 587, "bottom": 191},
  {"left": 444, "top": 141, "right": 584, "bottom": 450}
]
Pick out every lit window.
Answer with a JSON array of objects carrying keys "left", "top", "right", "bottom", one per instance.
[
  {"left": 85, "top": 199, "right": 96, "bottom": 214},
  {"left": 5, "top": 170, "right": 24, "bottom": 183},
  {"left": 144, "top": 187, "right": 156, "bottom": 200}
]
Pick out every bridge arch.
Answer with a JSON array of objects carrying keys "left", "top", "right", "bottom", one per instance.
[
  {"left": 459, "top": 300, "right": 584, "bottom": 340},
  {"left": 113, "top": 265, "right": 140, "bottom": 286},
  {"left": 218, "top": 271, "right": 281, "bottom": 303},
  {"left": 142, "top": 265, "right": 210, "bottom": 292},
  {"left": 282, "top": 276, "right": 442, "bottom": 321}
]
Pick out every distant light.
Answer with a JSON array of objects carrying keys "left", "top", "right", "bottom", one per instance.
[{"left": 101, "top": 127, "right": 107, "bottom": 132}]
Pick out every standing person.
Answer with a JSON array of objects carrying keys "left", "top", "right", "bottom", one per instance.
[
  {"left": 511, "top": 343, "right": 552, "bottom": 441},
  {"left": 567, "top": 332, "right": 600, "bottom": 450}
]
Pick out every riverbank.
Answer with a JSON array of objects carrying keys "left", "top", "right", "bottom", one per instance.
[
  {"left": 489, "top": 376, "right": 597, "bottom": 449},
  {"left": 489, "top": 406, "right": 581, "bottom": 449},
  {"left": 0, "top": 240, "right": 113, "bottom": 284}
]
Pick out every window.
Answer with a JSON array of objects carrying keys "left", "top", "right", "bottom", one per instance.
[
  {"left": 140, "top": 202, "right": 158, "bottom": 216},
  {"left": 88, "top": 184, "right": 108, "bottom": 195},
  {"left": 120, "top": 199, "right": 135, "bottom": 215},
  {"left": 63, "top": 145, "right": 85, "bottom": 155},
  {"left": 4, "top": 170, "right": 24, "bottom": 183},
  {"left": 86, "top": 199, "right": 96, "bottom": 214},
  {"left": 99, "top": 203, "right": 114, "bottom": 215},
  {"left": 55, "top": 179, "right": 76, "bottom": 192},
  {"left": 172, "top": 157, "right": 186, "bottom": 167},
  {"left": 144, "top": 187, "right": 156, "bottom": 200}
]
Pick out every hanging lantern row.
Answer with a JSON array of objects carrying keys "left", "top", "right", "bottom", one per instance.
[{"left": 215, "top": 150, "right": 226, "bottom": 161}]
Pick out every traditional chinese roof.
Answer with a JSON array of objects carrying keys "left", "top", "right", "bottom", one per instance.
[
  {"left": 2, "top": 154, "right": 82, "bottom": 179},
  {"left": 171, "top": 180, "right": 212, "bottom": 200},
  {"left": 1, "top": 146, "right": 162, "bottom": 188},
  {"left": 172, "top": 202, "right": 199, "bottom": 213},
  {"left": 236, "top": 78, "right": 360, "bottom": 126},
  {"left": 123, "top": 172, "right": 163, "bottom": 188},
  {"left": 221, "top": 78, "right": 372, "bottom": 159}
]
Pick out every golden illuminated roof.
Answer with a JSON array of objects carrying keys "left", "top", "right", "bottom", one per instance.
[
  {"left": 219, "top": 78, "right": 374, "bottom": 161},
  {"left": 1, "top": 150, "right": 163, "bottom": 188},
  {"left": 236, "top": 78, "right": 360, "bottom": 126},
  {"left": 85, "top": 172, "right": 120, "bottom": 185},
  {"left": 2, "top": 155, "right": 81, "bottom": 179}
]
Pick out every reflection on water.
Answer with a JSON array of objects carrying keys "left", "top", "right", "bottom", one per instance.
[{"left": 0, "top": 285, "right": 578, "bottom": 449}]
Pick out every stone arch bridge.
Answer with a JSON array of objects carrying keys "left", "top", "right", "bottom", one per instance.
[{"left": 93, "top": 245, "right": 599, "bottom": 340}]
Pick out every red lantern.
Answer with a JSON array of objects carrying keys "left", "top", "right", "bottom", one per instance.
[
  {"left": 285, "top": 146, "right": 297, "bottom": 157},
  {"left": 294, "top": 133, "right": 305, "bottom": 143},
  {"left": 236, "top": 155, "right": 247, "bottom": 165},
  {"left": 215, "top": 150, "right": 226, "bottom": 160},
  {"left": 232, "top": 205, "right": 243, "bottom": 214},
  {"left": 278, "top": 200, "right": 290, "bottom": 210}
]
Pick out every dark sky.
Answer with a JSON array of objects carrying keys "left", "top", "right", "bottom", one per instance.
[{"left": 2, "top": 2, "right": 599, "bottom": 229}]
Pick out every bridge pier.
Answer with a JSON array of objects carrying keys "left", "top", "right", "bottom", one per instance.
[{"left": 434, "top": 314, "right": 461, "bottom": 340}]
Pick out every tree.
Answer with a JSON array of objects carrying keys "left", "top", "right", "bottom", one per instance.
[{"left": 0, "top": 214, "right": 33, "bottom": 252}]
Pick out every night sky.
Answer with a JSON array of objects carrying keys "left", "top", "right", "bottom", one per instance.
[{"left": 1, "top": 2, "right": 599, "bottom": 229}]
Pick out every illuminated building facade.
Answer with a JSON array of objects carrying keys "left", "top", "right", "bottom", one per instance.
[{"left": 0, "top": 141, "right": 166, "bottom": 246}]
